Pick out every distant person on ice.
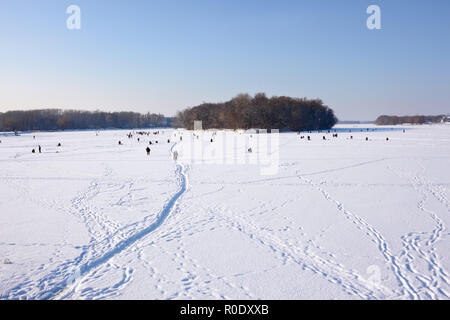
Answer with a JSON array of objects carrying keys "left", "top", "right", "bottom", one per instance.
[
  {"left": 38, "top": 145, "right": 41, "bottom": 153},
  {"left": 146, "top": 147, "right": 151, "bottom": 155}
]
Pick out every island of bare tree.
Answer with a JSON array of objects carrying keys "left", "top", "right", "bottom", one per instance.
[{"left": 174, "top": 93, "right": 338, "bottom": 131}]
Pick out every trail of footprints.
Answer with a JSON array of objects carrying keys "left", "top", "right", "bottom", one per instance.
[
  {"left": 389, "top": 164, "right": 450, "bottom": 299},
  {"left": 3, "top": 137, "right": 450, "bottom": 300}
]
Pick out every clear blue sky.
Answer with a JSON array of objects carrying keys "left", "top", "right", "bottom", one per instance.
[{"left": 0, "top": 0, "right": 449, "bottom": 119}]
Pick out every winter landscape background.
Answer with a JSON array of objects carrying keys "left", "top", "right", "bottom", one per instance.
[
  {"left": 1, "top": 124, "right": 449, "bottom": 299},
  {"left": 1, "top": 0, "right": 450, "bottom": 301}
]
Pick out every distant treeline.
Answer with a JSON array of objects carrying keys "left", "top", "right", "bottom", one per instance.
[
  {"left": 375, "top": 115, "right": 448, "bottom": 125},
  {"left": 174, "top": 93, "right": 338, "bottom": 131},
  {"left": 0, "top": 109, "right": 173, "bottom": 132},
  {"left": 338, "top": 120, "right": 374, "bottom": 125}
]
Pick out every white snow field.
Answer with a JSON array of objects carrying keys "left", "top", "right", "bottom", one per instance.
[{"left": 0, "top": 124, "right": 449, "bottom": 300}]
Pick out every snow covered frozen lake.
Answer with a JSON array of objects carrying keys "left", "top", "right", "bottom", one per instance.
[{"left": 1, "top": 124, "right": 449, "bottom": 300}]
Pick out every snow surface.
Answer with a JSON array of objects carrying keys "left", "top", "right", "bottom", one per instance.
[{"left": 0, "top": 125, "right": 449, "bottom": 300}]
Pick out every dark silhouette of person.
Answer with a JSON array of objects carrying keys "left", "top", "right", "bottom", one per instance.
[
  {"left": 146, "top": 147, "right": 151, "bottom": 155},
  {"left": 38, "top": 145, "right": 41, "bottom": 153}
]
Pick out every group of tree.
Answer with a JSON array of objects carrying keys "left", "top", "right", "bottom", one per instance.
[
  {"left": 173, "top": 93, "right": 338, "bottom": 131},
  {"left": 0, "top": 109, "right": 172, "bottom": 132},
  {"left": 375, "top": 115, "right": 448, "bottom": 125}
]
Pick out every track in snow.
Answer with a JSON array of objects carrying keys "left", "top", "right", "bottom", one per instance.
[{"left": 2, "top": 144, "right": 188, "bottom": 300}]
